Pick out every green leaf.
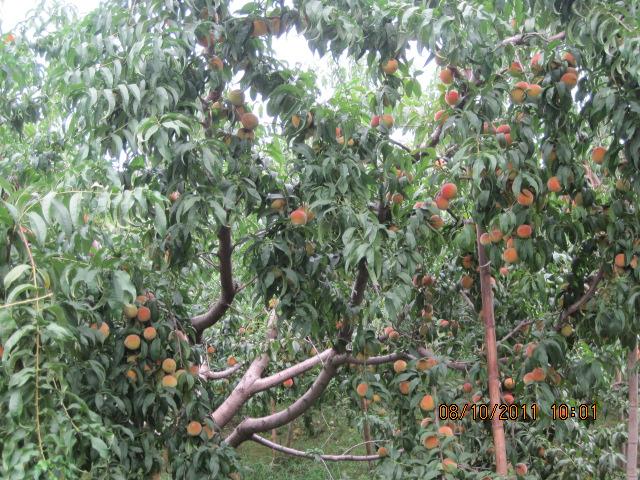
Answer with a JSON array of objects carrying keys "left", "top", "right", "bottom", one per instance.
[
  {"left": 90, "top": 436, "right": 110, "bottom": 458},
  {"left": 3, "top": 265, "right": 30, "bottom": 290}
]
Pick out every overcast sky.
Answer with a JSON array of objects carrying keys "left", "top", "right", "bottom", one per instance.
[{"left": 1, "top": 0, "right": 433, "bottom": 144}]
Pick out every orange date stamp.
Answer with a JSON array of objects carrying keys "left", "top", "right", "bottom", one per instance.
[{"left": 439, "top": 403, "right": 539, "bottom": 421}]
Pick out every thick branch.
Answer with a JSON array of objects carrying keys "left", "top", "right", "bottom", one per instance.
[
  {"left": 211, "top": 309, "right": 278, "bottom": 429},
  {"left": 627, "top": 340, "right": 638, "bottom": 480},
  {"left": 346, "top": 352, "right": 409, "bottom": 365},
  {"left": 225, "top": 352, "right": 342, "bottom": 447},
  {"left": 250, "top": 434, "right": 383, "bottom": 462},
  {"left": 476, "top": 225, "right": 508, "bottom": 475},
  {"left": 250, "top": 348, "right": 334, "bottom": 393},
  {"left": 192, "top": 225, "right": 238, "bottom": 333},
  {"left": 559, "top": 267, "right": 605, "bottom": 324}
]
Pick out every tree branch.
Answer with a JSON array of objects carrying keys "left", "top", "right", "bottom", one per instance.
[
  {"left": 558, "top": 267, "right": 605, "bottom": 324},
  {"left": 199, "top": 362, "right": 243, "bottom": 380},
  {"left": 249, "top": 434, "right": 384, "bottom": 462},
  {"left": 497, "top": 320, "right": 534, "bottom": 346},
  {"left": 497, "top": 30, "right": 565, "bottom": 48},
  {"left": 345, "top": 352, "right": 409, "bottom": 365},
  {"left": 192, "top": 225, "right": 239, "bottom": 334},
  {"left": 225, "top": 352, "right": 343, "bottom": 447},
  {"left": 211, "top": 309, "right": 278, "bottom": 429},
  {"left": 250, "top": 348, "right": 334, "bottom": 393}
]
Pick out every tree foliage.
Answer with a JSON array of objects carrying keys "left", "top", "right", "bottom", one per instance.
[{"left": 0, "top": 0, "right": 639, "bottom": 478}]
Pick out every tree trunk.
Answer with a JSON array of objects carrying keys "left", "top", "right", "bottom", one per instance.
[
  {"left": 362, "top": 398, "right": 373, "bottom": 470},
  {"left": 476, "top": 225, "right": 508, "bottom": 475},
  {"left": 627, "top": 340, "right": 638, "bottom": 480},
  {"left": 271, "top": 398, "right": 277, "bottom": 458},
  {"left": 286, "top": 421, "right": 294, "bottom": 448}
]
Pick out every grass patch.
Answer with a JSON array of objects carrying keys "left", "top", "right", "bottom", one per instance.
[{"left": 237, "top": 405, "right": 375, "bottom": 480}]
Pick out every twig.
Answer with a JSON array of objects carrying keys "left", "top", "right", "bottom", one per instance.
[{"left": 250, "top": 434, "right": 384, "bottom": 462}]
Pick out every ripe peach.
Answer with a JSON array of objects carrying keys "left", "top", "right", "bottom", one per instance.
[
  {"left": 282, "top": 378, "right": 294, "bottom": 388},
  {"left": 516, "top": 224, "right": 533, "bottom": 238},
  {"left": 399, "top": 381, "right": 411, "bottom": 395},
  {"left": 270, "top": 198, "right": 286, "bottom": 211},
  {"left": 445, "top": 90, "right": 459, "bottom": 106},
  {"left": 560, "top": 72, "right": 577, "bottom": 88},
  {"left": 503, "top": 377, "right": 515, "bottom": 390},
  {"left": 440, "top": 182, "right": 458, "bottom": 200},
  {"left": 137, "top": 306, "right": 151, "bottom": 322},
  {"left": 381, "top": 114, "right": 394, "bottom": 128},
  {"left": 356, "top": 383, "right": 369, "bottom": 397},
  {"left": 615, "top": 253, "right": 626, "bottom": 267},
  {"left": 393, "top": 360, "right": 407, "bottom": 373},
  {"left": 168, "top": 191, "right": 181, "bottom": 203},
  {"left": 429, "top": 215, "right": 444, "bottom": 229},
  {"left": 462, "top": 382, "right": 472, "bottom": 393},
  {"left": 420, "top": 394, "right": 435, "bottom": 411},
  {"left": 124, "top": 334, "right": 141, "bottom": 350},
  {"left": 143, "top": 326, "right": 157, "bottom": 341},
  {"left": 479, "top": 233, "right": 491, "bottom": 245},
  {"left": 563, "top": 52, "right": 577, "bottom": 66},
  {"left": 439, "top": 68, "right": 454, "bottom": 84},
  {"left": 382, "top": 59, "right": 399, "bottom": 75},
  {"left": 370, "top": 115, "right": 380, "bottom": 127},
  {"left": 161, "top": 374, "right": 178, "bottom": 388},
  {"left": 503, "top": 393, "right": 515, "bottom": 405},
  {"left": 591, "top": 146, "right": 607, "bottom": 164},
  {"left": 423, "top": 435, "right": 439, "bottom": 449},
  {"left": 97, "top": 322, "right": 110, "bottom": 339},
  {"left": 516, "top": 189, "right": 534, "bottom": 206},
  {"left": 434, "top": 195, "right": 449, "bottom": 210},
  {"left": 527, "top": 83, "right": 543, "bottom": 98},
  {"left": 460, "top": 275, "right": 474, "bottom": 289},
  {"left": 529, "top": 367, "right": 547, "bottom": 382},
  {"left": 499, "top": 266, "right": 509, "bottom": 276},
  {"left": 438, "top": 425, "right": 454, "bottom": 437},
  {"left": 530, "top": 52, "right": 544, "bottom": 73},
  {"left": 489, "top": 228, "right": 503, "bottom": 243},
  {"left": 126, "top": 369, "right": 137, "bottom": 382},
  {"left": 434, "top": 110, "right": 449, "bottom": 124},
  {"left": 509, "top": 61, "right": 523, "bottom": 75},
  {"left": 503, "top": 247, "right": 519, "bottom": 264},
  {"left": 442, "top": 458, "right": 457, "bottom": 472},
  {"left": 515, "top": 463, "right": 528, "bottom": 476},
  {"left": 251, "top": 19, "right": 269, "bottom": 37},
  {"left": 240, "top": 112, "right": 259, "bottom": 130},
  {"left": 422, "top": 274, "right": 435, "bottom": 287},
  {"left": 290, "top": 208, "right": 308, "bottom": 225},
  {"left": 391, "top": 192, "right": 404, "bottom": 204},
  {"left": 510, "top": 82, "right": 528, "bottom": 104},
  {"left": 186, "top": 420, "right": 203, "bottom": 436},
  {"left": 162, "top": 358, "right": 177, "bottom": 374},
  {"left": 209, "top": 55, "right": 223, "bottom": 70},
  {"left": 495, "top": 124, "right": 511, "bottom": 134}
]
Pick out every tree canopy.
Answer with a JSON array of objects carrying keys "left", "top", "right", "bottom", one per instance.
[{"left": 0, "top": 0, "right": 639, "bottom": 479}]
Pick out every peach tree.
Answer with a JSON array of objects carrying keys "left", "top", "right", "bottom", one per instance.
[{"left": 0, "top": 0, "right": 639, "bottom": 479}]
